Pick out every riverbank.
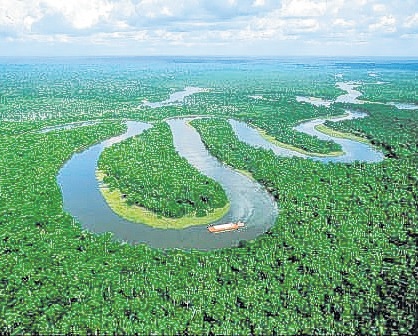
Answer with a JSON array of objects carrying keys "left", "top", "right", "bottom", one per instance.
[
  {"left": 96, "top": 170, "right": 230, "bottom": 229},
  {"left": 236, "top": 169, "right": 256, "bottom": 181},
  {"left": 253, "top": 124, "right": 344, "bottom": 157},
  {"left": 59, "top": 118, "right": 277, "bottom": 249},
  {"left": 97, "top": 122, "right": 230, "bottom": 225},
  {"left": 314, "top": 124, "right": 370, "bottom": 144}
]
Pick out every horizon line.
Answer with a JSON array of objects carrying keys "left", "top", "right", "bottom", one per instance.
[{"left": 0, "top": 55, "right": 417, "bottom": 59}]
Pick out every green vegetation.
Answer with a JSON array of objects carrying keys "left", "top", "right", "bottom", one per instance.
[
  {"left": 191, "top": 116, "right": 416, "bottom": 335},
  {"left": 0, "top": 59, "right": 416, "bottom": 334},
  {"left": 0, "top": 61, "right": 350, "bottom": 156},
  {"left": 237, "top": 102, "right": 346, "bottom": 155},
  {"left": 329, "top": 103, "right": 418, "bottom": 158},
  {"left": 186, "top": 91, "right": 348, "bottom": 155},
  {"left": 359, "top": 73, "right": 417, "bottom": 104},
  {"left": 256, "top": 123, "right": 344, "bottom": 157},
  {"left": 97, "top": 122, "right": 228, "bottom": 223},
  {"left": 314, "top": 124, "right": 371, "bottom": 144},
  {"left": 97, "top": 171, "right": 230, "bottom": 229}
]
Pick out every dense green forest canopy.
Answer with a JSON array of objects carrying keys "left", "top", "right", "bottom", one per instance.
[
  {"left": 0, "top": 58, "right": 416, "bottom": 334},
  {"left": 327, "top": 102, "right": 418, "bottom": 158},
  {"left": 98, "top": 122, "right": 228, "bottom": 220}
]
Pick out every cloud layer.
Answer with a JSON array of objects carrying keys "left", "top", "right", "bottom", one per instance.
[{"left": 0, "top": 0, "right": 417, "bottom": 56}]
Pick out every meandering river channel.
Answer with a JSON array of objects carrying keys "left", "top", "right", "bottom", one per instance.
[
  {"left": 58, "top": 119, "right": 278, "bottom": 250},
  {"left": 230, "top": 111, "right": 384, "bottom": 163},
  {"left": 57, "top": 82, "right": 385, "bottom": 250}
]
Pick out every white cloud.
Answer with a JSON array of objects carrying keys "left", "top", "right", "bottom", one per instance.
[
  {"left": 134, "top": 0, "right": 182, "bottom": 20},
  {"left": 369, "top": 15, "right": 397, "bottom": 33},
  {"left": 353, "top": 0, "right": 368, "bottom": 6},
  {"left": 0, "top": 0, "right": 43, "bottom": 32},
  {"left": 8, "top": 33, "right": 73, "bottom": 43},
  {"left": 252, "top": 0, "right": 265, "bottom": 7},
  {"left": 251, "top": 11, "right": 284, "bottom": 31},
  {"left": 333, "top": 18, "right": 355, "bottom": 28},
  {"left": 373, "top": 4, "right": 386, "bottom": 12},
  {"left": 23, "top": 16, "right": 37, "bottom": 31},
  {"left": 41, "top": 0, "right": 113, "bottom": 29},
  {"left": 404, "top": 13, "right": 418, "bottom": 28},
  {"left": 400, "top": 33, "right": 418, "bottom": 39},
  {"left": 161, "top": 7, "right": 174, "bottom": 17},
  {"left": 287, "top": 18, "right": 320, "bottom": 33},
  {"left": 115, "top": 0, "right": 136, "bottom": 15},
  {"left": 280, "top": 0, "right": 327, "bottom": 17},
  {"left": 0, "top": 0, "right": 417, "bottom": 56}
]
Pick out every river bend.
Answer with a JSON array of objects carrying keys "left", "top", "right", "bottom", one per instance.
[
  {"left": 57, "top": 81, "right": 385, "bottom": 250},
  {"left": 57, "top": 120, "right": 278, "bottom": 250}
]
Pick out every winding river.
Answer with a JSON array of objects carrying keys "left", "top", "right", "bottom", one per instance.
[
  {"left": 231, "top": 111, "right": 384, "bottom": 164},
  {"left": 57, "top": 119, "right": 278, "bottom": 250},
  {"left": 57, "top": 81, "right": 384, "bottom": 250},
  {"left": 232, "top": 81, "right": 384, "bottom": 163}
]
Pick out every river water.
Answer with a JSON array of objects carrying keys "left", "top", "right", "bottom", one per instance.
[
  {"left": 232, "top": 82, "right": 384, "bottom": 164},
  {"left": 387, "top": 102, "right": 418, "bottom": 110},
  {"left": 142, "top": 87, "right": 208, "bottom": 108},
  {"left": 58, "top": 119, "right": 278, "bottom": 250},
  {"left": 295, "top": 96, "right": 333, "bottom": 107},
  {"left": 57, "top": 81, "right": 384, "bottom": 250},
  {"left": 230, "top": 112, "right": 384, "bottom": 164},
  {"left": 335, "top": 82, "right": 364, "bottom": 104}
]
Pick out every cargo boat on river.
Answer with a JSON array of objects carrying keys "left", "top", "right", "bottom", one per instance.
[{"left": 208, "top": 221, "right": 245, "bottom": 233}]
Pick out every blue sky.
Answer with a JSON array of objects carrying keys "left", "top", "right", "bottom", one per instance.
[{"left": 1, "top": 0, "right": 417, "bottom": 56}]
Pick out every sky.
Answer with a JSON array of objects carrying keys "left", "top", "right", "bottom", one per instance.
[{"left": 0, "top": 0, "right": 417, "bottom": 57}]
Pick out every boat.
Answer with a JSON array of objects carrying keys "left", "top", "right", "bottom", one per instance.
[{"left": 208, "top": 221, "right": 245, "bottom": 233}]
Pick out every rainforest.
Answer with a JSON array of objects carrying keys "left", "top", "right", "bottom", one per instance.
[
  {"left": 97, "top": 122, "right": 229, "bottom": 227},
  {"left": 0, "top": 57, "right": 416, "bottom": 334}
]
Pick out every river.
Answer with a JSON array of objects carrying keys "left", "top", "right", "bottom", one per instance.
[
  {"left": 141, "top": 87, "right": 209, "bottom": 108},
  {"left": 57, "top": 119, "right": 278, "bottom": 250},
  {"left": 56, "top": 81, "right": 384, "bottom": 250},
  {"left": 232, "top": 82, "right": 384, "bottom": 164}
]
